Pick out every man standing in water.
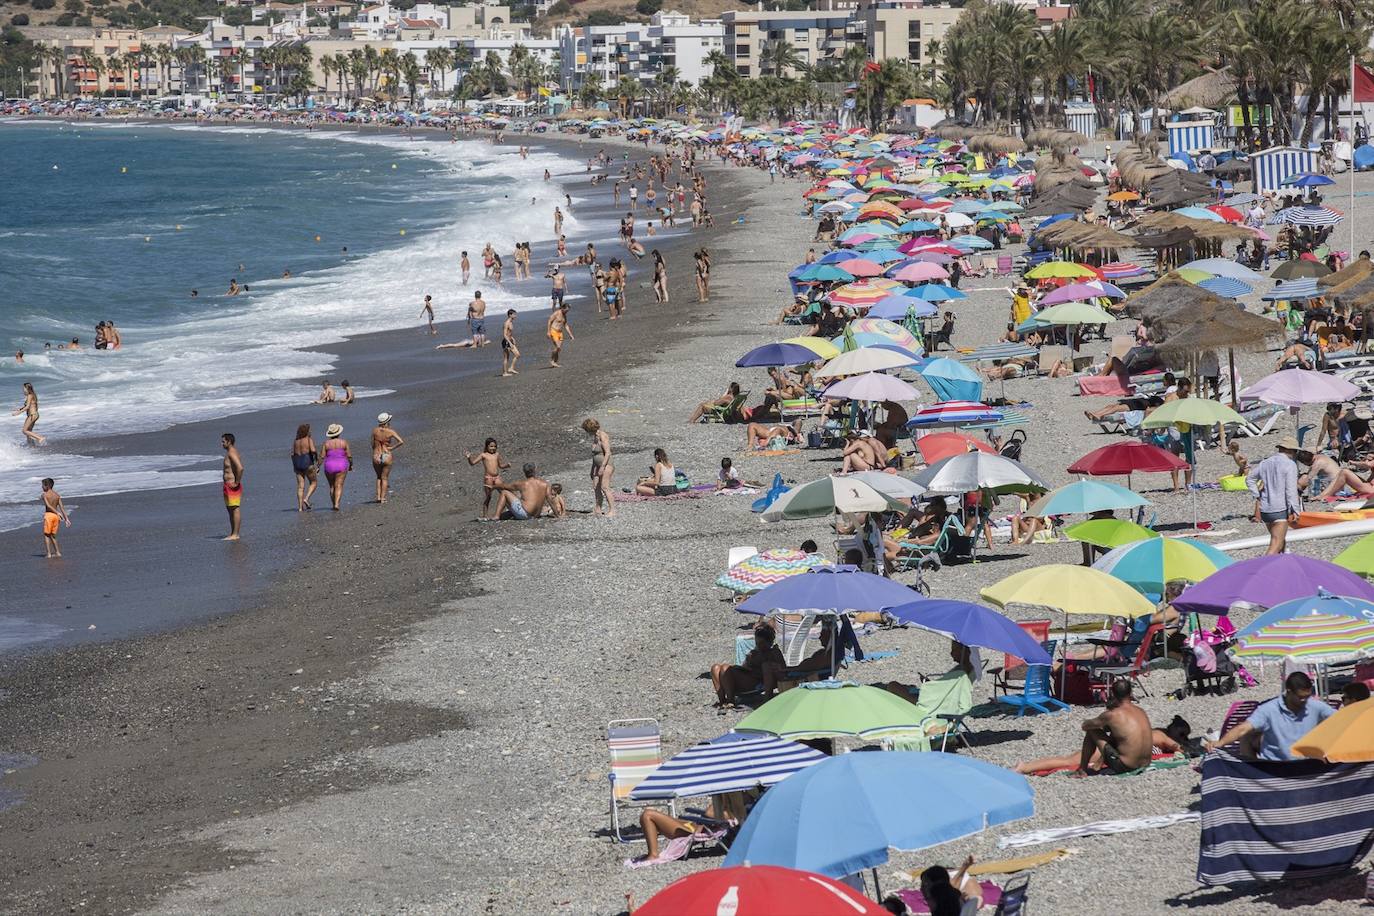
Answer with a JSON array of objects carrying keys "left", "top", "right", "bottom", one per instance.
[
  {"left": 460, "top": 251, "right": 471, "bottom": 285},
  {"left": 548, "top": 266, "right": 566, "bottom": 309},
  {"left": 501, "top": 309, "right": 520, "bottom": 377},
  {"left": 468, "top": 291, "right": 488, "bottom": 347},
  {"left": 221, "top": 433, "right": 244, "bottom": 541},
  {"left": 547, "top": 302, "right": 573, "bottom": 368},
  {"left": 554, "top": 206, "right": 564, "bottom": 236},
  {"left": 40, "top": 477, "right": 70, "bottom": 559}
]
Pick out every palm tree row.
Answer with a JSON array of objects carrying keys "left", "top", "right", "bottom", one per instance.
[{"left": 934, "top": 0, "right": 1374, "bottom": 145}]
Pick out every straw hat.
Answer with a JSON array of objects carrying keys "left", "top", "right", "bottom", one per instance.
[
  {"left": 377, "top": 412, "right": 392, "bottom": 425},
  {"left": 1276, "top": 435, "right": 1299, "bottom": 451},
  {"left": 326, "top": 423, "right": 344, "bottom": 438}
]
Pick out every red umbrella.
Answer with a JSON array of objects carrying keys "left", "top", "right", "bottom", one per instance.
[
  {"left": 917, "top": 431, "right": 996, "bottom": 464},
  {"left": 636, "top": 865, "right": 887, "bottom": 916},
  {"left": 1068, "top": 440, "right": 1189, "bottom": 479},
  {"left": 1208, "top": 204, "right": 1244, "bottom": 224}
]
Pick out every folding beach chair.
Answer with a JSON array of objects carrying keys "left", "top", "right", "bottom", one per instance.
[
  {"left": 996, "top": 665, "right": 1069, "bottom": 718},
  {"left": 607, "top": 718, "right": 668, "bottom": 843},
  {"left": 914, "top": 669, "right": 975, "bottom": 751},
  {"left": 989, "top": 619, "right": 1052, "bottom": 697},
  {"left": 993, "top": 877, "right": 1030, "bottom": 916},
  {"left": 701, "top": 391, "right": 748, "bottom": 424},
  {"left": 1085, "top": 623, "right": 1164, "bottom": 701}
]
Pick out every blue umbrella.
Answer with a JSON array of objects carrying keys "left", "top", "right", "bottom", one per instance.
[
  {"left": 1235, "top": 589, "right": 1374, "bottom": 640},
  {"left": 629, "top": 732, "right": 826, "bottom": 801},
  {"left": 737, "top": 565, "right": 920, "bottom": 615},
  {"left": 951, "top": 235, "right": 995, "bottom": 251},
  {"left": 722, "top": 753, "right": 1034, "bottom": 878},
  {"left": 918, "top": 356, "right": 983, "bottom": 402},
  {"left": 1261, "top": 277, "right": 1323, "bottom": 302},
  {"left": 1283, "top": 172, "right": 1336, "bottom": 188},
  {"left": 1037, "top": 213, "right": 1076, "bottom": 227},
  {"left": 736, "top": 342, "right": 826, "bottom": 368},
  {"left": 795, "top": 263, "right": 856, "bottom": 283},
  {"left": 885, "top": 599, "right": 1053, "bottom": 664},
  {"left": 819, "top": 249, "right": 855, "bottom": 264},
  {"left": 861, "top": 247, "right": 908, "bottom": 264},
  {"left": 1197, "top": 276, "right": 1253, "bottom": 299},
  {"left": 898, "top": 220, "right": 940, "bottom": 233},
  {"left": 1028, "top": 480, "right": 1148, "bottom": 516},
  {"left": 949, "top": 199, "right": 986, "bottom": 214},
  {"left": 868, "top": 296, "right": 938, "bottom": 320},
  {"left": 907, "top": 284, "right": 968, "bottom": 302}
]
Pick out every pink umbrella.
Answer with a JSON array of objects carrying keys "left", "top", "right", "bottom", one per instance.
[
  {"left": 1042, "top": 281, "right": 1126, "bottom": 305},
  {"left": 836, "top": 258, "right": 885, "bottom": 278},
  {"left": 823, "top": 371, "right": 922, "bottom": 402},
  {"left": 1239, "top": 368, "right": 1360, "bottom": 408},
  {"left": 889, "top": 261, "right": 950, "bottom": 282},
  {"left": 909, "top": 251, "right": 955, "bottom": 264}
]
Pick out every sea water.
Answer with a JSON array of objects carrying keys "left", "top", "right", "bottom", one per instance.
[{"left": 0, "top": 121, "right": 579, "bottom": 532}]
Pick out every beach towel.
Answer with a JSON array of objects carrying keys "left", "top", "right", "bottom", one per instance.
[
  {"left": 896, "top": 880, "right": 1001, "bottom": 914},
  {"left": 1022, "top": 752, "right": 1187, "bottom": 777},
  {"left": 967, "top": 848, "right": 1075, "bottom": 875},
  {"left": 997, "top": 811, "right": 1200, "bottom": 849},
  {"left": 623, "top": 826, "right": 728, "bottom": 869},
  {"left": 739, "top": 448, "right": 801, "bottom": 457},
  {"left": 1197, "top": 752, "right": 1374, "bottom": 886},
  {"left": 615, "top": 490, "right": 705, "bottom": 503}
]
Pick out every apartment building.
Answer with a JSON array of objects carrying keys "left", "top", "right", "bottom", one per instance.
[
  {"left": 720, "top": 9, "right": 851, "bottom": 78},
  {"left": 558, "top": 11, "right": 724, "bottom": 91},
  {"left": 853, "top": 0, "right": 962, "bottom": 67}
]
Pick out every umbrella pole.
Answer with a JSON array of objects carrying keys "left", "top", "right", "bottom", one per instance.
[
  {"left": 1227, "top": 349, "right": 1238, "bottom": 410},
  {"left": 872, "top": 868, "right": 883, "bottom": 901}
]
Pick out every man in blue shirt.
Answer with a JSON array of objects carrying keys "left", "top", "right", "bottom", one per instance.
[{"left": 1206, "top": 671, "right": 1335, "bottom": 760}]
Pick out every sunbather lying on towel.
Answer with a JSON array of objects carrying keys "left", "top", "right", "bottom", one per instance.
[
  {"left": 1300, "top": 451, "right": 1374, "bottom": 500},
  {"left": 1014, "top": 681, "right": 1154, "bottom": 775},
  {"left": 711, "top": 622, "right": 784, "bottom": 708},
  {"left": 746, "top": 422, "right": 800, "bottom": 450}
]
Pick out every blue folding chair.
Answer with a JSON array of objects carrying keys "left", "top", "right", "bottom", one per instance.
[{"left": 995, "top": 665, "right": 1069, "bottom": 718}]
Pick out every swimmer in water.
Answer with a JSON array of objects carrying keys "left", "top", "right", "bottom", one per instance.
[{"left": 227, "top": 278, "right": 240, "bottom": 296}]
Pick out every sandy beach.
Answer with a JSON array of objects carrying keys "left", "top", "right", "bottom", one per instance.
[{"left": 3, "top": 124, "right": 1373, "bottom": 915}]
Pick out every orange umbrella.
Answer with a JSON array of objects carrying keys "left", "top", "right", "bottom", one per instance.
[
  {"left": 1291, "top": 699, "right": 1374, "bottom": 762},
  {"left": 916, "top": 431, "right": 996, "bottom": 464},
  {"left": 1107, "top": 190, "right": 1141, "bottom": 202}
]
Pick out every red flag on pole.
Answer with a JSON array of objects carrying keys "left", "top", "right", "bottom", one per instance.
[
  {"left": 862, "top": 61, "right": 881, "bottom": 75},
  {"left": 1354, "top": 62, "right": 1374, "bottom": 102}
]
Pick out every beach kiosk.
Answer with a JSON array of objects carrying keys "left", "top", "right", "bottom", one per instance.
[
  {"left": 1167, "top": 120, "right": 1216, "bottom": 158},
  {"left": 1250, "top": 145, "right": 1318, "bottom": 194}
]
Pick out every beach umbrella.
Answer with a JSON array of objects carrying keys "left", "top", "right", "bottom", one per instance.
[
  {"left": 866, "top": 295, "right": 937, "bottom": 321},
  {"left": 859, "top": 247, "right": 908, "bottom": 264},
  {"left": 917, "top": 357, "right": 984, "bottom": 403},
  {"left": 1234, "top": 613, "right": 1374, "bottom": 664},
  {"left": 795, "top": 263, "right": 857, "bottom": 283},
  {"left": 760, "top": 476, "right": 912, "bottom": 522},
  {"left": 951, "top": 235, "right": 995, "bottom": 251},
  {"left": 845, "top": 317, "right": 921, "bottom": 351},
  {"left": 1335, "top": 533, "right": 1374, "bottom": 576},
  {"left": 1174, "top": 555, "right": 1374, "bottom": 615},
  {"left": 1068, "top": 440, "right": 1189, "bottom": 479},
  {"left": 1179, "top": 258, "right": 1265, "bottom": 283},
  {"left": 916, "top": 431, "right": 995, "bottom": 464},
  {"left": 906, "top": 283, "right": 967, "bottom": 302},
  {"left": 1240, "top": 368, "right": 1360, "bottom": 408},
  {"left": 1207, "top": 205, "right": 1245, "bottom": 223},
  {"left": 629, "top": 733, "right": 827, "bottom": 801},
  {"left": 733, "top": 681, "right": 927, "bottom": 740},
  {"left": 1139, "top": 398, "right": 1245, "bottom": 429},
  {"left": 722, "top": 753, "right": 1034, "bottom": 878},
  {"left": 717, "top": 548, "right": 828, "bottom": 595},
  {"left": 836, "top": 258, "right": 886, "bottom": 278},
  {"left": 1063, "top": 518, "right": 1160, "bottom": 549},
  {"left": 1236, "top": 591, "right": 1374, "bottom": 639},
  {"left": 912, "top": 451, "right": 1048, "bottom": 496},
  {"left": 907, "top": 401, "right": 1003, "bottom": 428},
  {"left": 1261, "top": 277, "right": 1324, "bottom": 301},
  {"left": 982, "top": 565, "right": 1156, "bottom": 617},
  {"left": 635, "top": 865, "right": 887, "bottom": 916},
  {"left": 738, "top": 565, "right": 920, "bottom": 614},
  {"left": 1273, "top": 205, "right": 1343, "bottom": 227},
  {"left": 1026, "top": 261, "right": 1097, "bottom": 280},
  {"left": 814, "top": 346, "right": 921, "bottom": 379},
  {"left": 736, "top": 342, "right": 824, "bottom": 367},
  {"left": 1271, "top": 259, "right": 1333, "bottom": 280},
  {"left": 1099, "top": 262, "right": 1148, "bottom": 279},
  {"left": 1041, "top": 281, "right": 1126, "bottom": 305},
  {"left": 1107, "top": 190, "right": 1141, "bottom": 202},
  {"left": 1033, "top": 301, "right": 1117, "bottom": 325},
  {"left": 1026, "top": 480, "right": 1148, "bottom": 517},
  {"left": 888, "top": 261, "right": 950, "bottom": 283},
  {"left": 1092, "top": 538, "right": 1232, "bottom": 598},
  {"left": 779, "top": 336, "right": 842, "bottom": 361},
  {"left": 1282, "top": 172, "right": 1336, "bottom": 188},
  {"left": 1176, "top": 206, "right": 1225, "bottom": 222},
  {"left": 1292, "top": 701, "right": 1374, "bottom": 763},
  {"left": 829, "top": 280, "right": 902, "bottom": 307},
  {"left": 822, "top": 372, "right": 920, "bottom": 402},
  {"left": 845, "top": 471, "right": 927, "bottom": 502},
  {"left": 1197, "top": 276, "right": 1253, "bottom": 299},
  {"left": 885, "top": 599, "right": 1053, "bottom": 664}
]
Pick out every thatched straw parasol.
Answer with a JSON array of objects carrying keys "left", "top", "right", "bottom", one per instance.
[
  {"left": 1035, "top": 220, "right": 1137, "bottom": 251},
  {"left": 967, "top": 133, "right": 1027, "bottom": 154},
  {"left": 1320, "top": 257, "right": 1374, "bottom": 288},
  {"left": 1123, "top": 277, "right": 1219, "bottom": 320},
  {"left": 1155, "top": 305, "right": 1281, "bottom": 360},
  {"left": 1161, "top": 68, "right": 1237, "bottom": 111}
]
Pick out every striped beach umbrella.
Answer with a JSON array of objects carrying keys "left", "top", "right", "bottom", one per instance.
[
  {"left": 717, "top": 548, "right": 828, "bottom": 594},
  {"left": 1234, "top": 613, "right": 1374, "bottom": 664},
  {"left": 828, "top": 279, "right": 903, "bottom": 307},
  {"left": 1261, "top": 277, "right": 1323, "bottom": 302},
  {"left": 1092, "top": 538, "right": 1232, "bottom": 599},
  {"left": 1272, "top": 205, "right": 1344, "bottom": 227},
  {"left": 629, "top": 732, "right": 827, "bottom": 800},
  {"left": 906, "top": 401, "right": 1003, "bottom": 428},
  {"left": 843, "top": 317, "right": 921, "bottom": 351},
  {"left": 1098, "top": 262, "right": 1148, "bottom": 279},
  {"left": 1197, "top": 276, "right": 1252, "bottom": 298}
]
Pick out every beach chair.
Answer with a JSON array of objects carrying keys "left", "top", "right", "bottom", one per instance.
[
  {"left": 1229, "top": 403, "right": 1285, "bottom": 439},
  {"left": 996, "top": 665, "right": 1069, "bottom": 718},
  {"left": 607, "top": 718, "right": 668, "bottom": 843},
  {"left": 989, "top": 619, "right": 1052, "bottom": 697},
  {"left": 993, "top": 877, "right": 1030, "bottom": 916},
  {"left": 779, "top": 397, "right": 824, "bottom": 421},
  {"left": 701, "top": 391, "right": 748, "bottom": 424},
  {"left": 1085, "top": 623, "right": 1164, "bottom": 701},
  {"left": 891, "top": 516, "right": 963, "bottom": 573},
  {"left": 914, "top": 670, "right": 975, "bottom": 751},
  {"left": 1036, "top": 345, "right": 1069, "bottom": 377},
  {"left": 996, "top": 255, "right": 1014, "bottom": 275}
]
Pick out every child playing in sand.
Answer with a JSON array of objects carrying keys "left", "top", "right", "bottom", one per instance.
[
  {"left": 717, "top": 457, "right": 743, "bottom": 490},
  {"left": 1227, "top": 441, "right": 1249, "bottom": 476},
  {"left": 40, "top": 477, "right": 70, "bottom": 559},
  {"left": 548, "top": 483, "right": 567, "bottom": 518},
  {"left": 465, "top": 438, "right": 511, "bottom": 519}
]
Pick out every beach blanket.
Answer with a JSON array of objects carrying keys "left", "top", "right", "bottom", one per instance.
[
  {"left": 1197, "top": 752, "right": 1374, "bottom": 886},
  {"left": 623, "top": 827, "right": 728, "bottom": 869},
  {"left": 1023, "top": 752, "right": 1188, "bottom": 777},
  {"left": 895, "top": 880, "right": 1001, "bottom": 914},
  {"left": 739, "top": 449, "right": 801, "bottom": 457},
  {"left": 997, "top": 811, "right": 1199, "bottom": 849}
]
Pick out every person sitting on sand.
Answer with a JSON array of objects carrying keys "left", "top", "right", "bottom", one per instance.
[
  {"left": 840, "top": 432, "right": 888, "bottom": 472},
  {"left": 764, "top": 618, "right": 840, "bottom": 687},
  {"left": 490, "top": 463, "right": 551, "bottom": 521},
  {"left": 314, "top": 380, "right": 336, "bottom": 404},
  {"left": 746, "top": 422, "right": 799, "bottom": 451},
  {"left": 711, "top": 621, "right": 785, "bottom": 708},
  {"left": 1307, "top": 452, "right": 1374, "bottom": 500},
  {"left": 635, "top": 448, "right": 679, "bottom": 497},
  {"left": 1014, "top": 680, "right": 1153, "bottom": 775},
  {"left": 547, "top": 483, "right": 567, "bottom": 518},
  {"left": 688, "top": 382, "right": 742, "bottom": 423},
  {"left": 340, "top": 380, "right": 355, "bottom": 406}
]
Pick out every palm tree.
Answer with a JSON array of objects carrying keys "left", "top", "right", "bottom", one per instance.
[
  {"left": 349, "top": 48, "right": 368, "bottom": 99},
  {"left": 1037, "top": 21, "right": 1088, "bottom": 128},
  {"left": 320, "top": 54, "right": 334, "bottom": 101},
  {"left": 615, "top": 75, "right": 640, "bottom": 117},
  {"left": 427, "top": 46, "right": 453, "bottom": 96},
  {"left": 481, "top": 51, "right": 507, "bottom": 95},
  {"left": 578, "top": 70, "right": 603, "bottom": 109},
  {"left": 363, "top": 44, "right": 380, "bottom": 93},
  {"left": 761, "top": 39, "right": 806, "bottom": 78},
  {"left": 400, "top": 51, "right": 421, "bottom": 104}
]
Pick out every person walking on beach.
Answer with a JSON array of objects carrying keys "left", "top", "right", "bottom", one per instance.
[
  {"left": 13, "top": 382, "right": 44, "bottom": 446},
  {"left": 320, "top": 423, "right": 352, "bottom": 511},
  {"left": 547, "top": 303, "right": 573, "bottom": 368},
  {"left": 467, "top": 291, "right": 488, "bottom": 346},
  {"left": 651, "top": 250, "right": 668, "bottom": 303},
  {"left": 1247, "top": 436, "right": 1303, "bottom": 555},
  {"left": 221, "top": 433, "right": 244, "bottom": 541},
  {"left": 582, "top": 417, "right": 616, "bottom": 517},
  {"left": 694, "top": 249, "right": 710, "bottom": 302},
  {"left": 501, "top": 309, "right": 520, "bottom": 377},
  {"left": 466, "top": 438, "right": 510, "bottom": 519},
  {"left": 291, "top": 423, "right": 319, "bottom": 511},
  {"left": 40, "top": 477, "right": 70, "bottom": 559},
  {"left": 371, "top": 412, "right": 404, "bottom": 504},
  {"left": 420, "top": 295, "right": 437, "bottom": 336},
  {"left": 460, "top": 251, "right": 471, "bottom": 285}
]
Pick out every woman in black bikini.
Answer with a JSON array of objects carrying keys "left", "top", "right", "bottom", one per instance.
[{"left": 291, "top": 423, "right": 318, "bottom": 511}]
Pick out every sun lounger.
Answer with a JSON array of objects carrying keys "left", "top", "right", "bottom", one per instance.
[
  {"left": 779, "top": 397, "right": 823, "bottom": 420},
  {"left": 701, "top": 391, "right": 748, "bottom": 424},
  {"left": 1077, "top": 371, "right": 1134, "bottom": 398},
  {"left": 1229, "top": 403, "right": 1285, "bottom": 438},
  {"left": 608, "top": 718, "right": 669, "bottom": 843}
]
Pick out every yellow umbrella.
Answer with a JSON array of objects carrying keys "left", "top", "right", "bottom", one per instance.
[
  {"left": 781, "top": 336, "right": 842, "bottom": 360},
  {"left": 1025, "top": 262, "right": 1098, "bottom": 280},
  {"left": 1291, "top": 700, "right": 1374, "bottom": 762},
  {"left": 981, "top": 565, "right": 1156, "bottom": 617}
]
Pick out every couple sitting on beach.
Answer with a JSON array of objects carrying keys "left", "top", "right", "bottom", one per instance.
[
  {"left": 709, "top": 619, "right": 840, "bottom": 708},
  {"left": 489, "top": 463, "right": 566, "bottom": 521}
]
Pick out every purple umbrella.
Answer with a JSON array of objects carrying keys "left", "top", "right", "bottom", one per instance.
[
  {"left": 1041, "top": 281, "right": 1126, "bottom": 305},
  {"left": 737, "top": 565, "right": 920, "bottom": 615},
  {"left": 1239, "top": 369, "right": 1361, "bottom": 408},
  {"left": 1174, "top": 555, "right": 1374, "bottom": 615},
  {"left": 886, "top": 599, "right": 1052, "bottom": 664}
]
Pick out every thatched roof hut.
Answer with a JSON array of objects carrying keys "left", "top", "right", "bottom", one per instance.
[
  {"left": 967, "top": 133, "right": 1027, "bottom": 154},
  {"left": 1161, "top": 68, "right": 1237, "bottom": 111},
  {"left": 1319, "top": 257, "right": 1374, "bottom": 288}
]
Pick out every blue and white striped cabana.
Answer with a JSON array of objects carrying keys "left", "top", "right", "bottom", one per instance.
[
  {"left": 1065, "top": 105, "right": 1098, "bottom": 139},
  {"left": 1168, "top": 120, "right": 1216, "bottom": 157},
  {"left": 1251, "top": 146, "right": 1318, "bottom": 194}
]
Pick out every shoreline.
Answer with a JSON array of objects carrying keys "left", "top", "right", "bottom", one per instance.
[{"left": 0, "top": 126, "right": 757, "bottom": 913}]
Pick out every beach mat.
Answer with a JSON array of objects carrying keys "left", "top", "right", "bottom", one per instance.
[
  {"left": 616, "top": 490, "right": 706, "bottom": 504},
  {"left": 997, "top": 811, "right": 1199, "bottom": 850},
  {"left": 1024, "top": 753, "right": 1188, "bottom": 778},
  {"left": 739, "top": 449, "right": 801, "bottom": 457}
]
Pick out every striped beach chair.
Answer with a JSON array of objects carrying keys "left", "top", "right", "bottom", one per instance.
[{"left": 608, "top": 718, "right": 667, "bottom": 842}]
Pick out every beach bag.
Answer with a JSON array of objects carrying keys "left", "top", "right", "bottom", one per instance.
[
  {"left": 807, "top": 430, "right": 825, "bottom": 449},
  {"left": 1219, "top": 474, "right": 1249, "bottom": 492},
  {"left": 673, "top": 470, "right": 690, "bottom": 492}
]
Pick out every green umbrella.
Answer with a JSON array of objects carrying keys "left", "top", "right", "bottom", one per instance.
[
  {"left": 1063, "top": 518, "right": 1160, "bottom": 549},
  {"left": 1334, "top": 532, "right": 1374, "bottom": 577},
  {"left": 902, "top": 306, "right": 926, "bottom": 349},
  {"left": 841, "top": 323, "right": 859, "bottom": 353},
  {"left": 1140, "top": 398, "right": 1245, "bottom": 429},
  {"left": 734, "top": 681, "right": 926, "bottom": 740},
  {"left": 1033, "top": 301, "right": 1118, "bottom": 325}
]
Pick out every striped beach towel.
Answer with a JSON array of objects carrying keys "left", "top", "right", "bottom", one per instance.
[{"left": 1197, "top": 752, "right": 1374, "bottom": 886}]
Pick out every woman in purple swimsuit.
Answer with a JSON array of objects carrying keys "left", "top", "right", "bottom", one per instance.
[{"left": 320, "top": 423, "right": 352, "bottom": 511}]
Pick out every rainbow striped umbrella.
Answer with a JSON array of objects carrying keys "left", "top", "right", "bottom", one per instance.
[
  {"left": 1234, "top": 612, "right": 1374, "bottom": 664},
  {"left": 845, "top": 317, "right": 921, "bottom": 351},
  {"left": 828, "top": 279, "right": 903, "bottom": 307},
  {"left": 717, "top": 548, "right": 828, "bottom": 595}
]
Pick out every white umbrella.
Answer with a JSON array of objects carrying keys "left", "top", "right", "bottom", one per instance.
[
  {"left": 814, "top": 347, "right": 922, "bottom": 379},
  {"left": 1179, "top": 258, "right": 1266, "bottom": 283},
  {"left": 912, "top": 452, "right": 1049, "bottom": 496},
  {"left": 846, "top": 471, "right": 927, "bottom": 501},
  {"left": 822, "top": 372, "right": 921, "bottom": 402},
  {"left": 762, "top": 475, "right": 911, "bottom": 521}
]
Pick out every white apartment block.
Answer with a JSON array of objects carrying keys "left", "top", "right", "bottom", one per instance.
[
  {"left": 720, "top": 9, "right": 852, "bottom": 78},
  {"left": 558, "top": 11, "right": 724, "bottom": 91}
]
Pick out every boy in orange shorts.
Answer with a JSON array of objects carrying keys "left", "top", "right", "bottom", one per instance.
[{"left": 40, "top": 477, "right": 70, "bottom": 559}]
